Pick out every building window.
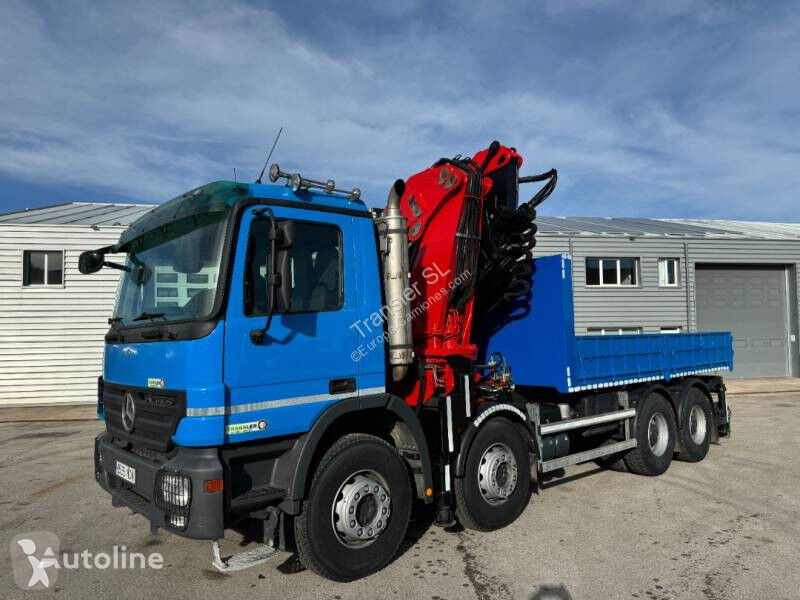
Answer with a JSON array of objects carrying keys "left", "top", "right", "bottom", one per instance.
[
  {"left": 658, "top": 258, "right": 680, "bottom": 287},
  {"left": 586, "top": 327, "right": 642, "bottom": 335},
  {"left": 153, "top": 266, "right": 217, "bottom": 307},
  {"left": 22, "top": 250, "right": 64, "bottom": 286},
  {"left": 660, "top": 326, "right": 682, "bottom": 333},
  {"left": 586, "top": 258, "right": 639, "bottom": 286}
]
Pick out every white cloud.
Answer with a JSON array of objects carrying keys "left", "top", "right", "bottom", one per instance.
[{"left": 0, "top": 0, "right": 797, "bottom": 220}]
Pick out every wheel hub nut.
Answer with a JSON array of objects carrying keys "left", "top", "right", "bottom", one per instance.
[
  {"left": 332, "top": 472, "right": 392, "bottom": 548},
  {"left": 477, "top": 443, "right": 518, "bottom": 505}
]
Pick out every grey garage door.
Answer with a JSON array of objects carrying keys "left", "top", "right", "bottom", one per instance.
[{"left": 695, "top": 265, "right": 789, "bottom": 378}]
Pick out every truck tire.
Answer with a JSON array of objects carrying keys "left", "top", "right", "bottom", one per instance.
[
  {"left": 454, "top": 417, "right": 531, "bottom": 531},
  {"left": 594, "top": 439, "right": 630, "bottom": 472},
  {"left": 676, "top": 387, "right": 713, "bottom": 462},
  {"left": 623, "top": 392, "right": 677, "bottom": 476},
  {"left": 294, "top": 433, "right": 412, "bottom": 581}
]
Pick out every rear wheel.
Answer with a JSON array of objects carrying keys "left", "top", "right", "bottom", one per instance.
[
  {"left": 676, "top": 388, "right": 713, "bottom": 462},
  {"left": 594, "top": 438, "right": 630, "bottom": 472},
  {"left": 454, "top": 417, "right": 531, "bottom": 531},
  {"left": 624, "top": 392, "right": 677, "bottom": 476},
  {"left": 294, "top": 433, "right": 412, "bottom": 581}
]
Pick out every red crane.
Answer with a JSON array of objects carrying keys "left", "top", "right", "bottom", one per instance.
[{"left": 389, "top": 141, "right": 557, "bottom": 407}]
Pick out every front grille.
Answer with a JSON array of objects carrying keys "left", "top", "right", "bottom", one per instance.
[
  {"left": 129, "top": 445, "right": 163, "bottom": 462},
  {"left": 103, "top": 383, "right": 186, "bottom": 452}
]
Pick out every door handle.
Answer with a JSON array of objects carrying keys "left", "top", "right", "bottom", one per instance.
[{"left": 329, "top": 378, "right": 356, "bottom": 395}]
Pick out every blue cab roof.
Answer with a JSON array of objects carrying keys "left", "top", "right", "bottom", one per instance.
[
  {"left": 247, "top": 181, "right": 370, "bottom": 212},
  {"left": 118, "top": 180, "right": 370, "bottom": 247}
]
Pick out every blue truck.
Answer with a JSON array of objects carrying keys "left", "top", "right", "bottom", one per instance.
[{"left": 82, "top": 143, "right": 733, "bottom": 580}]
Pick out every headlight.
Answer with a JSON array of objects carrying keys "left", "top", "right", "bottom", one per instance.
[
  {"left": 169, "top": 514, "right": 187, "bottom": 529},
  {"left": 154, "top": 469, "right": 192, "bottom": 531},
  {"left": 160, "top": 472, "right": 191, "bottom": 507}
]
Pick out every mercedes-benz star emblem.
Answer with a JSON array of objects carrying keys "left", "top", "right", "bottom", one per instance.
[{"left": 121, "top": 392, "right": 136, "bottom": 433}]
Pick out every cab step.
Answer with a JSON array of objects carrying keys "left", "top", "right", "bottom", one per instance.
[
  {"left": 229, "top": 485, "right": 284, "bottom": 511},
  {"left": 212, "top": 540, "right": 278, "bottom": 573}
]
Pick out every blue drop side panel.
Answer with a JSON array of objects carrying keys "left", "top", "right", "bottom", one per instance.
[
  {"left": 480, "top": 254, "right": 577, "bottom": 392},
  {"left": 572, "top": 332, "right": 733, "bottom": 389},
  {"left": 481, "top": 255, "right": 734, "bottom": 392}
]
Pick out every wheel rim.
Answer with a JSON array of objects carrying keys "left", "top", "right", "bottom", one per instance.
[
  {"left": 647, "top": 413, "right": 669, "bottom": 457},
  {"left": 477, "top": 442, "right": 518, "bottom": 505},
  {"left": 688, "top": 404, "right": 707, "bottom": 445},
  {"left": 331, "top": 470, "right": 391, "bottom": 548}
]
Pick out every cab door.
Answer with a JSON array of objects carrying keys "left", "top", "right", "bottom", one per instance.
[{"left": 223, "top": 205, "right": 361, "bottom": 440}]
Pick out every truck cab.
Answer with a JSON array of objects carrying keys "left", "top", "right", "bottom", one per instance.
[{"left": 91, "top": 180, "right": 426, "bottom": 541}]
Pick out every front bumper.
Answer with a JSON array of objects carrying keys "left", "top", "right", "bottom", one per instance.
[{"left": 94, "top": 432, "right": 224, "bottom": 539}]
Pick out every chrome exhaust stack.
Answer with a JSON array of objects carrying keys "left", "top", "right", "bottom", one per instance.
[{"left": 376, "top": 179, "right": 414, "bottom": 382}]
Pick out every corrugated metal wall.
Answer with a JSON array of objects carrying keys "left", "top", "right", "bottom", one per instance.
[
  {"left": 534, "top": 236, "right": 691, "bottom": 333},
  {"left": 0, "top": 224, "right": 124, "bottom": 405}
]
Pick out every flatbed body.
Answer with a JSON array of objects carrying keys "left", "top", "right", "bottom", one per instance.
[{"left": 483, "top": 254, "right": 733, "bottom": 392}]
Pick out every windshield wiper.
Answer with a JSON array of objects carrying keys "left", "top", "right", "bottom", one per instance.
[
  {"left": 132, "top": 311, "right": 166, "bottom": 322},
  {"left": 131, "top": 312, "right": 176, "bottom": 340}
]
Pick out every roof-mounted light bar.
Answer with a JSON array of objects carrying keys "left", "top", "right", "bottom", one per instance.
[{"left": 268, "top": 163, "right": 361, "bottom": 202}]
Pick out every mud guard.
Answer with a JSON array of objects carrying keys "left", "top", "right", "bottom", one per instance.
[{"left": 274, "top": 393, "right": 434, "bottom": 512}]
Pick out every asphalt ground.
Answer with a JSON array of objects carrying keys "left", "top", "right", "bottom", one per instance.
[{"left": 1, "top": 388, "right": 799, "bottom": 599}]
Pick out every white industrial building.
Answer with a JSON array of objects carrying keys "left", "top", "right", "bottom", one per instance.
[
  {"left": 0, "top": 203, "right": 798, "bottom": 406},
  {"left": 0, "top": 203, "right": 153, "bottom": 406}
]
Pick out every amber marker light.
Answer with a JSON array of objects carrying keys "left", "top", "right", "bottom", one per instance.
[{"left": 205, "top": 479, "right": 224, "bottom": 493}]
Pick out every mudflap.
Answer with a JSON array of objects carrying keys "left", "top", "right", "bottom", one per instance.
[{"left": 715, "top": 385, "right": 732, "bottom": 440}]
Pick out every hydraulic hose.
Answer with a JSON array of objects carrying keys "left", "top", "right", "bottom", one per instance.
[{"left": 476, "top": 166, "right": 557, "bottom": 315}]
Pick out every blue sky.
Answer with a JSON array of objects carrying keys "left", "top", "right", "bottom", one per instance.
[{"left": 0, "top": 0, "right": 798, "bottom": 220}]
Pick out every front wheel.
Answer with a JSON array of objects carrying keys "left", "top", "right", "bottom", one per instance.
[
  {"left": 294, "top": 433, "right": 412, "bottom": 581},
  {"left": 454, "top": 417, "right": 531, "bottom": 531}
]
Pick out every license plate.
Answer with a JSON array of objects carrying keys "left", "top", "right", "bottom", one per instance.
[{"left": 115, "top": 460, "right": 136, "bottom": 485}]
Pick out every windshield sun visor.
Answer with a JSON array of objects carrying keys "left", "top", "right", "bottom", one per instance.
[{"left": 118, "top": 181, "right": 247, "bottom": 250}]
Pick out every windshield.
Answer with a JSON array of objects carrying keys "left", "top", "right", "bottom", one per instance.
[{"left": 113, "top": 210, "right": 229, "bottom": 326}]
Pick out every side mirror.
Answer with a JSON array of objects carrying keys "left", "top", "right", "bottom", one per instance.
[
  {"left": 131, "top": 264, "right": 152, "bottom": 285},
  {"left": 250, "top": 217, "right": 294, "bottom": 344},
  {"left": 276, "top": 220, "right": 294, "bottom": 250},
  {"left": 266, "top": 219, "right": 294, "bottom": 313},
  {"left": 78, "top": 250, "right": 105, "bottom": 274},
  {"left": 273, "top": 249, "right": 292, "bottom": 313}
]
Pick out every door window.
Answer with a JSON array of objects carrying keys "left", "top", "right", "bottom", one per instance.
[{"left": 245, "top": 220, "right": 343, "bottom": 315}]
